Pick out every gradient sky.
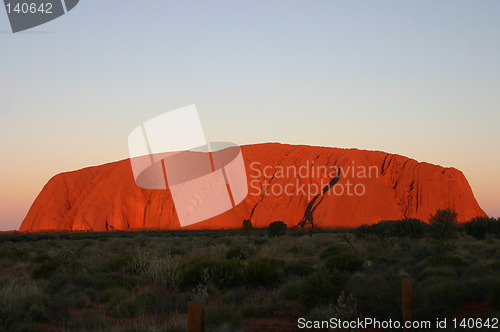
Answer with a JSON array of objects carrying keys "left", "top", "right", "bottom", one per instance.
[{"left": 1, "top": 0, "right": 499, "bottom": 231}]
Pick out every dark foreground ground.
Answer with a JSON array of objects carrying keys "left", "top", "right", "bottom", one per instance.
[{"left": 0, "top": 224, "right": 499, "bottom": 332}]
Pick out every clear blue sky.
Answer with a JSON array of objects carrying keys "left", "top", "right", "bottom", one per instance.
[{"left": 1, "top": 0, "right": 499, "bottom": 230}]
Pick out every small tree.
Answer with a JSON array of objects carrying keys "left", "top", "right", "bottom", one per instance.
[
  {"left": 242, "top": 219, "right": 252, "bottom": 229},
  {"left": 429, "top": 208, "right": 457, "bottom": 239},
  {"left": 242, "top": 219, "right": 253, "bottom": 235},
  {"left": 464, "top": 216, "right": 500, "bottom": 240},
  {"left": 267, "top": 221, "right": 287, "bottom": 237}
]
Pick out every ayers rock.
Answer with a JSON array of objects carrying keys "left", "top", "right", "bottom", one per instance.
[{"left": 20, "top": 143, "right": 486, "bottom": 231}]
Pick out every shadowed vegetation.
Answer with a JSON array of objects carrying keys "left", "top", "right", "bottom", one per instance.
[{"left": 0, "top": 215, "right": 498, "bottom": 331}]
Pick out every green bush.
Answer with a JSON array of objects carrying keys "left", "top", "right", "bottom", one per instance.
[
  {"left": 100, "top": 274, "right": 135, "bottom": 291},
  {"left": 179, "top": 258, "right": 243, "bottom": 289},
  {"left": 0, "top": 280, "right": 42, "bottom": 329},
  {"left": 253, "top": 237, "right": 269, "bottom": 246},
  {"left": 31, "top": 258, "right": 82, "bottom": 280},
  {"left": 31, "top": 254, "right": 51, "bottom": 264},
  {"left": 31, "top": 260, "right": 60, "bottom": 280},
  {"left": 110, "top": 291, "right": 158, "bottom": 318},
  {"left": 8, "top": 322, "right": 44, "bottom": 332},
  {"left": 487, "top": 280, "right": 500, "bottom": 309},
  {"left": 429, "top": 209, "right": 457, "bottom": 239},
  {"left": 319, "top": 245, "right": 343, "bottom": 261},
  {"left": 54, "top": 286, "right": 90, "bottom": 309},
  {"left": 424, "top": 254, "right": 465, "bottom": 267},
  {"left": 284, "top": 261, "right": 315, "bottom": 277},
  {"left": 27, "top": 303, "right": 46, "bottom": 322},
  {"left": 206, "top": 305, "right": 241, "bottom": 329},
  {"left": 324, "top": 253, "right": 364, "bottom": 273},
  {"left": 345, "top": 272, "right": 402, "bottom": 320},
  {"left": 277, "top": 280, "right": 302, "bottom": 300},
  {"left": 355, "top": 219, "right": 428, "bottom": 238},
  {"left": 267, "top": 221, "right": 287, "bottom": 237},
  {"left": 415, "top": 277, "right": 472, "bottom": 319},
  {"left": 169, "top": 248, "right": 185, "bottom": 256},
  {"left": 114, "top": 291, "right": 187, "bottom": 318},
  {"left": 354, "top": 224, "right": 370, "bottom": 238},
  {"left": 225, "top": 246, "right": 255, "bottom": 260},
  {"left": 240, "top": 303, "right": 273, "bottom": 318},
  {"left": 464, "top": 217, "right": 500, "bottom": 240},
  {"left": 418, "top": 266, "right": 457, "bottom": 281},
  {"left": 242, "top": 219, "right": 253, "bottom": 234},
  {"left": 0, "top": 247, "right": 29, "bottom": 261},
  {"left": 67, "top": 309, "right": 108, "bottom": 331},
  {"left": 299, "top": 270, "right": 348, "bottom": 308},
  {"left": 245, "top": 259, "right": 284, "bottom": 288},
  {"left": 97, "top": 287, "right": 129, "bottom": 303},
  {"left": 103, "top": 255, "right": 133, "bottom": 272}
]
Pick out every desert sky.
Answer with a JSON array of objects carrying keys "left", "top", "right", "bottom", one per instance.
[{"left": 1, "top": 0, "right": 499, "bottom": 230}]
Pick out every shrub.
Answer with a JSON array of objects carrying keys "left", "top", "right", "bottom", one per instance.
[
  {"left": 240, "top": 303, "right": 272, "bottom": 318},
  {"left": 130, "top": 251, "right": 180, "bottom": 289},
  {"left": 253, "top": 237, "right": 269, "bottom": 246},
  {"left": 242, "top": 219, "right": 253, "bottom": 235},
  {"left": 324, "top": 253, "right": 364, "bottom": 273},
  {"left": 206, "top": 305, "right": 241, "bottom": 329},
  {"left": 277, "top": 280, "right": 302, "bottom": 300},
  {"left": 100, "top": 274, "right": 135, "bottom": 291},
  {"left": 306, "top": 292, "right": 360, "bottom": 323},
  {"left": 414, "top": 277, "right": 472, "bottom": 319},
  {"left": 68, "top": 309, "right": 108, "bottom": 331},
  {"left": 331, "top": 292, "right": 360, "bottom": 321},
  {"left": 179, "top": 258, "right": 242, "bottom": 289},
  {"left": 31, "top": 258, "right": 82, "bottom": 280},
  {"left": 354, "top": 224, "right": 369, "bottom": 238},
  {"left": 97, "top": 287, "right": 129, "bottom": 303},
  {"left": 424, "top": 254, "right": 465, "bottom": 267},
  {"left": 110, "top": 291, "right": 158, "bottom": 318},
  {"left": 355, "top": 219, "right": 428, "bottom": 238},
  {"left": 243, "top": 219, "right": 252, "bottom": 228},
  {"left": 268, "top": 221, "right": 287, "bottom": 237},
  {"left": 8, "top": 322, "right": 44, "bottom": 332},
  {"left": 487, "top": 280, "right": 500, "bottom": 309},
  {"left": 418, "top": 266, "right": 457, "bottom": 281},
  {"left": 284, "top": 261, "right": 315, "bottom": 277},
  {"left": 103, "top": 255, "right": 133, "bottom": 272},
  {"left": 392, "top": 218, "right": 427, "bottom": 237},
  {"left": 52, "top": 286, "right": 90, "bottom": 310},
  {"left": 0, "top": 279, "right": 42, "bottom": 329},
  {"left": 429, "top": 208, "right": 457, "bottom": 239},
  {"left": 222, "top": 287, "right": 251, "bottom": 306},
  {"left": 31, "top": 254, "right": 51, "bottom": 264},
  {"left": 27, "top": 303, "right": 46, "bottom": 322},
  {"left": 464, "top": 217, "right": 500, "bottom": 240},
  {"left": 245, "top": 259, "right": 284, "bottom": 288},
  {"left": 345, "top": 272, "right": 402, "bottom": 320},
  {"left": 319, "top": 245, "right": 343, "bottom": 261},
  {"left": 0, "top": 246, "right": 29, "bottom": 261},
  {"left": 170, "top": 248, "right": 185, "bottom": 256},
  {"left": 225, "top": 246, "right": 255, "bottom": 260},
  {"left": 299, "top": 270, "right": 349, "bottom": 308},
  {"left": 31, "top": 260, "right": 60, "bottom": 280}
]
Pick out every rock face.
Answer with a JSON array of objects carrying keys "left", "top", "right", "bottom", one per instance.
[{"left": 20, "top": 143, "right": 486, "bottom": 231}]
